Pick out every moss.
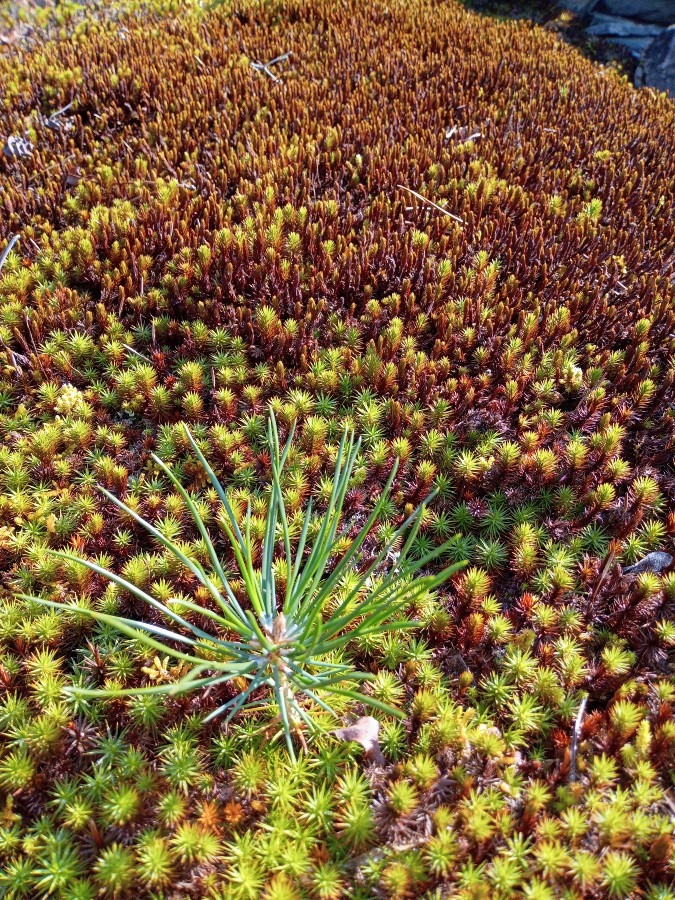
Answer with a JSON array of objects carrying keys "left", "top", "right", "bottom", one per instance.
[{"left": 0, "top": 0, "right": 673, "bottom": 894}]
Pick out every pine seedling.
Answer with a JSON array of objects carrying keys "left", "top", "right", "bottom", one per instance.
[{"left": 22, "top": 412, "right": 465, "bottom": 757}]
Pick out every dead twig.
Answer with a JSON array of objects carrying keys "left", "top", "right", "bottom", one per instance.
[
  {"left": 46, "top": 100, "right": 74, "bottom": 129},
  {"left": 0, "top": 235, "right": 20, "bottom": 274},
  {"left": 124, "top": 344, "right": 152, "bottom": 364},
  {"left": 662, "top": 790, "right": 675, "bottom": 819},
  {"left": 251, "top": 61, "right": 280, "bottom": 82},
  {"left": 251, "top": 51, "right": 291, "bottom": 83},
  {"left": 397, "top": 184, "right": 464, "bottom": 224},
  {"left": 587, "top": 542, "right": 618, "bottom": 609},
  {"left": 8, "top": 351, "right": 22, "bottom": 378},
  {"left": 445, "top": 125, "right": 482, "bottom": 142},
  {"left": 569, "top": 693, "right": 588, "bottom": 783},
  {"left": 266, "top": 52, "right": 291, "bottom": 66}
]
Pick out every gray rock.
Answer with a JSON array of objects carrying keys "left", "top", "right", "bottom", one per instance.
[
  {"left": 586, "top": 12, "right": 664, "bottom": 56},
  {"left": 637, "top": 25, "right": 675, "bottom": 95},
  {"left": 623, "top": 551, "right": 673, "bottom": 575},
  {"left": 598, "top": 1, "right": 675, "bottom": 26},
  {"left": 621, "top": 35, "right": 666, "bottom": 54},
  {"left": 587, "top": 12, "right": 663, "bottom": 37},
  {"left": 561, "top": 0, "right": 599, "bottom": 12}
]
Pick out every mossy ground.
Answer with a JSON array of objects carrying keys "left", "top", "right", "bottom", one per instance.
[{"left": 0, "top": 0, "right": 673, "bottom": 897}]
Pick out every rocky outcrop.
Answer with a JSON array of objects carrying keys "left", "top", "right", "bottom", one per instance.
[
  {"left": 563, "top": 1, "right": 675, "bottom": 25},
  {"left": 598, "top": 1, "right": 675, "bottom": 27},
  {"left": 558, "top": 0, "right": 675, "bottom": 95},
  {"left": 636, "top": 26, "right": 675, "bottom": 95},
  {"left": 563, "top": 0, "right": 598, "bottom": 11},
  {"left": 586, "top": 12, "right": 663, "bottom": 57}
]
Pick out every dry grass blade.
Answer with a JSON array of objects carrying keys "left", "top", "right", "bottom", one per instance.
[{"left": 397, "top": 184, "right": 465, "bottom": 224}]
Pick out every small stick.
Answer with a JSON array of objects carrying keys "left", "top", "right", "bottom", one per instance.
[
  {"left": 0, "top": 234, "right": 20, "bottom": 273},
  {"left": 124, "top": 344, "right": 151, "bottom": 363},
  {"left": 266, "top": 52, "right": 291, "bottom": 67},
  {"left": 251, "top": 52, "right": 291, "bottom": 83},
  {"left": 588, "top": 543, "right": 618, "bottom": 609},
  {"left": 23, "top": 315, "right": 47, "bottom": 377},
  {"left": 251, "top": 61, "right": 280, "bottom": 83},
  {"left": 8, "top": 349, "right": 21, "bottom": 378},
  {"left": 46, "top": 101, "right": 75, "bottom": 131},
  {"left": 397, "top": 184, "right": 464, "bottom": 224},
  {"left": 295, "top": 724, "right": 309, "bottom": 753},
  {"left": 49, "top": 100, "right": 74, "bottom": 119},
  {"left": 569, "top": 693, "right": 588, "bottom": 783},
  {"left": 662, "top": 791, "right": 675, "bottom": 818}
]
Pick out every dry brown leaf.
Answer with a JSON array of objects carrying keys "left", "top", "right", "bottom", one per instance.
[{"left": 335, "top": 715, "right": 386, "bottom": 765}]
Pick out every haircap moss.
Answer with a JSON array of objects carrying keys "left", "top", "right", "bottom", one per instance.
[{"left": 0, "top": 0, "right": 673, "bottom": 895}]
